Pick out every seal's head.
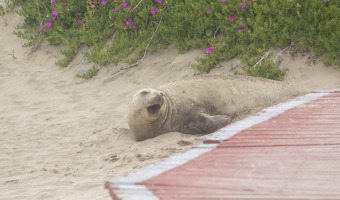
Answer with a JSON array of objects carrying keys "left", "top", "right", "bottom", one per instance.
[{"left": 128, "top": 88, "right": 166, "bottom": 140}]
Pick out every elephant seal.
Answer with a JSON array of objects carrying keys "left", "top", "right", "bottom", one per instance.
[{"left": 128, "top": 75, "right": 302, "bottom": 141}]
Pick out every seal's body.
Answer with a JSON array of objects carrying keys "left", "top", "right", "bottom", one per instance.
[{"left": 128, "top": 76, "right": 300, "bottom": 141}]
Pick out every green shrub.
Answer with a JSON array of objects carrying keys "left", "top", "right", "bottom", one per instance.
[
  {"left": 237, "top": 54, "right": 287, "bottom": 81},
  {"left": 75, "top": 65, "right": 100, "bottom": 79},
  {"left": 7, "top": 0, "right": 340, "bottom": 78}
]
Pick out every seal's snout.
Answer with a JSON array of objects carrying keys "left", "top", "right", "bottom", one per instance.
[
  {"left": 147, "top": 104, "right": 161, "bottom": 116},
  {"left": 147, "top": 91, "right": 163, "bottom": 117},
  {"left": 132, "top": 88, "right": 165, "bottom": 120}
]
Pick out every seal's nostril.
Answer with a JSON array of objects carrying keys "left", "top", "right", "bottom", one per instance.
[{"left": 141, "top": 91, "right": 149, "bottom": 95}]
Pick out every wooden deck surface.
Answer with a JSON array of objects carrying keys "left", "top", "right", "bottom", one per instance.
[{"left": 107, "top": 90, "right": 340, "bottom": 200}]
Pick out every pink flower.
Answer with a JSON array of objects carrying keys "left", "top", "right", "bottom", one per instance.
[
  {"left": 241, "top": 3, "right": 247, "bottom": 9},
  {"left": 123, "top": 19, "right": 138, "bottom": 29},
  {"left": 91, "top": 4, "right": 96, "bottom": 8},
  {"left": 52, "top": 10, "right": 59, "bottom": 16},
  {"left": 156, "top": 0, "right": 163, "bottom": 4},
  {"left": 101, "top": 0, "right": 107, "bottom": 5},
  {"left": 206, "top": 47, "right": 214, "bottom": 54},
  {"left": 238, "top": 29, "right": 244, "bottom": 33},
  {"left": 51, "top": 15, "right": 56, "bottom": 20},
  {"left": 45, "top": 22, "right": 52, "bottom": 28},
  {"left": 126, "top": 19, "right": 133, "bottom": 25},
  {"left": 39, "top": 26, "right": 45, "bottom": 32},
  {"left": 150, "top": 8, "right": 158, "bottom": 15},
  {"left": 220, "top": 0, "right": 227, "bottom": 2},
  {"left": 77, "top": 19, "right": 83, "bottom": 25},
  {"left": 51, "top": 0, "right": 56, "bottom": 5},
  {"left": 121, "top": 2, "right": 128, "bottom": 7},
  {"left": 242, "top": 21, "right": 247, "bottom": 27},
  {"left": 62, "top": 2, "right": 68, "bottom": 6},
  {"left": 229, "top": 16, "right": 235, "bottom": 22},
  {"left": 206, "top": 8, "right": 212, "bottom": 14},
  {"left": 114, "top": 8, "right": 119, "bottom": 13}
]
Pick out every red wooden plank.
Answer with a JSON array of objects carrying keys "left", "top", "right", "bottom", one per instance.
[
  {"left": 138, "top": 92, "right": 340, "bottom": 199},
  {"left": 140, "top": 145, "right": 340, "bottom": 199},
  {"left": 107, "top": 91, "right": 340, "bottom": 199}
]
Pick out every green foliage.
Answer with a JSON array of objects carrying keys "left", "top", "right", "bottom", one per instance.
[
  {"left": 237, "top": 55, "right": 287, "bottom": 81},
  {"left": 0, "top": 5, "right": 5, "bottom": 16},
  {"left": 3, "top": 0, "right": 24, "bottom": 12},
  {"left": 0, "top": 5, "right": 6, "bottom": 25},
  {"left": 75, "top": 65, "right": 100, "bottom": 79},
  {"left": 7, "top": 0, "right": 340, "bottom": 78}
]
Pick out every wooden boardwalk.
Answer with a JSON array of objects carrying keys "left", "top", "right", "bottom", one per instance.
[{"left": 107, "top": 89, "right": 340, "bottom": 200}]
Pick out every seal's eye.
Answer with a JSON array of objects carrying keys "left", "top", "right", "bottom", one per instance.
[{"left": 140, "top": 91, "right": 150, "bottom": 95}]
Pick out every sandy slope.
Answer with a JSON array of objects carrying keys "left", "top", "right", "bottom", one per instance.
[{"left": 1, "top": 10, "right": 340, "bottom": 200}]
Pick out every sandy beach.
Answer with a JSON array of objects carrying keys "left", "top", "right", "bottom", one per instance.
[{"left": 1, "top": 8, "right": 340, "bottom": 200}]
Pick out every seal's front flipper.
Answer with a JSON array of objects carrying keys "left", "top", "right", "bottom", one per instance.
[
  {"left": 184, "top": 113, "right": 232, "bottom": 134},
  {"left": 197, "top": 113, "right": 232, "bottom": 133}
]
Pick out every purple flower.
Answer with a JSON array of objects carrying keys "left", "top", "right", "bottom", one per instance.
[
  {"left": 123, "top": 19, "right": 138, "bottom": 29},
  {"left": 51, "top": 0, "right": 56, "bottom": 5},
  {"left": 206, "top": 8, "right": 212, "bottom": 14},
  {"left": 150, "top": 8, "right": 158, "bottom": 15},
  {"left": 121, "top": 2, "right": 129, "bottom": 7},
  {"left": 62, "top": 2, "right": 68, "bottom": 6},
  {"left": 51, "top": 15, "right": 56, "bottom": 20},
  {"left": 242, "top": 21, "right": 247, "bottom": 27},
  {"left": 220, "top": 0, "right": 227, "bottom": 2},
  {"left": 39, "top": 26, "right": 45, "bottom": 32},
  {"left": 114, "top": 8, "right": 119, "bottom": 13},
  {"left": 206, "top": 47, "right": 214, "bottom": 54},
  {"left": 126, "top": 19, "right": 133, "bottom": 25},
  {"left": 241, "top": 3, "right": 247, "bottom": 9},
  {"left": 238, "top": 29, "right": 244, "bottom": 33},
  {"left": 45, "top": 22, "right": 52, "bottom": 28},
  {"left": 156, "top": 0, "right": 163, "bottom": 4},
  {"left": 77, "top": 19, "right": 83, "bottom": 25},
  {"left": 52, "top": 10, "right": 59, "bottom": 16},
  {"left": 229, "top": 16, "right": 235, "bottom": 22},
  {"left": 101, "top": 0, "right": 107, "bottom": 5}
]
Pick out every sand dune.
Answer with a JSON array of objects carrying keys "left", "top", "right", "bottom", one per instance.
[{"left": 1, "top": 10, "right": 340, "bottom": 200}]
